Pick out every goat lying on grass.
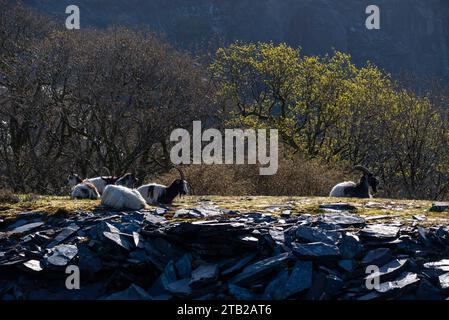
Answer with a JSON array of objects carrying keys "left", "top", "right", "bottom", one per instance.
[
  {"left": 329, "top": 165, "right": 379, "bottom": 198},
  {"left": 101, "top": 185, "right": 147, "bottom": 210}
]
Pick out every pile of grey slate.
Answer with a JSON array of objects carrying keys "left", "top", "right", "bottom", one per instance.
[{"left": 1, "top": 203, "right": 449, "bottom": 300}]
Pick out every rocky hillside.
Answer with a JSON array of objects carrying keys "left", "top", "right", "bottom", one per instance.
[{"left": 23, "top": 0, "right": 449, "bottom": 85}]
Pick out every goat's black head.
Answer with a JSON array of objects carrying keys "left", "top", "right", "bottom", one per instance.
[
  {"left": 115, "top": 173, "right": 139, "bottom": 188},
  {"left": 66, "top": 173, "right": 82, "bottom": 187},
  {"left": 170, "top": 179, "right": 189, "bottom": 196},
  {"left": 101, "top": 176, "right": 119, "bottom": 185},
  {"left": 353, "top": 165, "right": 379, "bottom": 194}
]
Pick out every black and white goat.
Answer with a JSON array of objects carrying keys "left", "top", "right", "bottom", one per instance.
[
  {"left": 137, "top": 168, "right": 188, "bottom": 205},
  {"left": 329, "top": 165, "right": 379, "bottom": 198},
  {"left": 71, "top": 181, "right": 100, "bottom": 200},
  {"left": 66, "top": 173, "right": 138, "bottom": 195}
]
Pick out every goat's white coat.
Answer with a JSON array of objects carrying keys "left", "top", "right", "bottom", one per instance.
[
  {"left": 329, "top": 181, "right": 357, "bottom": 197},
  {"left": 86, "top": 177, "right": 108, "bottom": 194},
  {"left": 137, "top": 184, "right": 167, "bottom": 204},
  {"left": 71, "top": 183, "right": 100, "bottom": 200},
  {"left": 101, "top": 185, "right": 147, "bottom": 210}
]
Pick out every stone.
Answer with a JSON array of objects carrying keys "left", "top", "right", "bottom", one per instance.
[
  {"left": 46, "top": 223, "right": 80, "bottom": 248},
  {"left": 166, "top": 278, "right": 192, "bottom": 298},
  {"left": 361, "top": 248, "right": 392, "bottom": 266},
  {"left": 338, "top": 259, "right": 355, "bottom": 273},
  {"left": 438, "top": 273, "right": 449, "bottom": 290},
  {"left": 103, "top": 284, "right": 153, "bottom": 300},
  {"left": 190, "top": 263, "right": 219, "bottom": 288},
  {"left": 365, "top": 259, "right": 408, "bottom": 282},
  {"left": 17, "top": 211, "right": 44, "bottom": 219},
  {"left": 103, "top": 232, "right": 133, "bottom": 251},
  {"left": 376, "top": 272, "right": 420, "bottom": 294},
  {"left": 295, "top": 225, "right": 340, "bottom": 244},
  {"left": 338, "top": 233, "right": 363, "bottom": 259},
  {"left": 285, "top": 261, "right": 313, "bottom": 297},
  {"left": 318, "top": 213, "right": 365, "bottom": 228},
  {"left": 22, "top": 260, "right": 43, "bottom": 272},
  {"left": 78, "top": 245, "right": 102, "bottom": 274},
  {"left": 9, "top": 222, "right": 44, "bottom": 235},
  {"left": 221, "top": 253, "right": 257, "bottom": 276},
  {"left": 360, "top": 224, "right": 400, "bottom": 240},
  {"left": 319, "top": 203, "right": 356, "bottom": 211},
  {"left": 423, "top": 259, "right": 449, "bottom": 273},
  {"left": 429, "top": 202, "right": 449, "bottom": 212},
  {"left": 292, "top": 242, "right": 340, "bottom": 259},
  {"left": 231, "top": 252, "right": 292, "bottom": 286},
  {"left": 46, "top": 244, "right": 78, "bottom": 267},
  {"left": 144, "top": 213, "right": 166, "bottom": 225},
  {"left": 263, "top": 270, "right": 290, "bottom": 300},
  {"left": 175, "top": 254, "right": 192, "bottom": 279},
  {"left": 228, "top": 284, "right": 256, "bottom": 300}
]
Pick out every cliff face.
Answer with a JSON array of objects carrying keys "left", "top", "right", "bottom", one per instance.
[{"left": 24, "top": 0, "right": 449, "bottom": 83}]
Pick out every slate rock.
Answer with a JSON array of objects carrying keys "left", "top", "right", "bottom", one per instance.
[
  {"left": 365, "top": 259, "right": 408, "bottom": 282},
  {"left": 190, "top": 263, "right": 219, "bottom": 288},
  {"left": 318, "top": 213, "right": 365, "bottom": 228},
  {"left": 228, "top": 284, "right": 256, "bottom": 300},
  {"left": 263, "top": 270, "right": 289, "bottom": 300},
  {"left": 231, "top": 252, "right": 292, "bottom": 286},
  {"left": 175, "top": 254, "right": 192, "bottom": 279},
  {"left": 22, "top": 260, "right": 43, "bottom": 272},
  {"left": 429, "top": 202, "right": 449, "bottom": 212},
  {"left": 166, "top": 278, "right": 192, "bottom": 298},
  {"left": 360, "top": 224, "right": 400, "bottom": 240},
  {"left": 361, "top": 248, "right": 392, "bottom": 266},
  {"left": 78, "top": 245, "right": 102, "bottom": 274},
  {"left": 292, "top": 242, "right": 340, "bottom": 260},
  {"left": 338, "top": 260, "right": 355, "bottom": 273},
  {"left": 103, "top": 232, "right": 133, "bottom": 251},
  {"left": 285, "top": 261, "right": 313, "bottom": 297},
  {"left": 438, "top": 273, "right": 449, "bottom": 290},
  {"left": 338, "top": 233, "right": 363, "bottom": 259},
  {"left": 103, "top": 284, "right": 153, "bottom": 300},
  {"left": 46, "top": 223, "right": 80, "bottom": 248},
  {"left": 423, "top": 259, "right": 449, "bottom": 273},
  {"left": 319, "top": 203, "right": 356, "bottom": 211},
  {"left": 46, "top": 244, "right": 78, "bottom": 267},
  {"left": 221, "top": 253, "right": 257, "bottom": 276},
  {"left": 9, "top": 222, "right": 44, "bottom": 235},
  {"left": 295, "top": 226, "right": 340, "bottom": 244},
  {"left": 376, "top": 272, "right": 420, "bottom": 294}
]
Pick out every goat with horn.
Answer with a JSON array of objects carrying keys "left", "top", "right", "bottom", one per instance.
[
  {"left": 137, "top": 167, "right": 189, "bottom": 205},
  {"left": 329, "top": 165, "right": 379, "bottom": 198}
]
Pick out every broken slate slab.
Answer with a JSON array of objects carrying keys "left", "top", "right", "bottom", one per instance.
[
  {"left": 292, "top": 242, "right": 340, "bottom": 260},
  {"left": 360, "top": 224, "right": 400, "bottom": 240},
  {"left": 190, "top": 263, "right": 219, "bottom": 288},
  {"left": 22, "top": 260, "right": 43, "bottom": 272},
  {"left": 338, "top": 233, "right": 363, "bottom": 259},
  {"left": 221, "top": 253, "right": 257, "bottom": 276},
  {"left": 376, "top": 272, "right": 420, "bottom": 294},
  {"left": 228, "top": 284, "right": 257, "bottom": 300},
  {"left": 46, "top": 223, "right": 80, "bottom": 248},
  {"left": 429, "top": 202, "right": 449, "bottom": 212},
  {"left": 45, "top": 244, "right": 78, "bottom": 267},
  {"left": 263, "top": 270, "right": 290, "bottom": 300},
  {"left": 423, "top": 259, "right": 449, "bottom": 273},
  {"left": 175, "top": 254, "right": 193, "bottom": 279},
  {"left": 365, "top": 259, "right": 408, "bottom": 282},
  {"left": 362, "top": 248, "right": 392, "bottom": 266},
  {"left": 295, "top": 226, "right": 340, "bottom": 244},
  {"left": 103, "top": 232, "right": 133, "bottom": 251},
  {"left": 103, "top": 284, "right": 153, "bottom": 300},
  {"left": 318, "top": 213, "right": 365, "bottom": 228},
  {"left": 9, "top": 222, "right": 44, "bottom": 235},
  {"left": 438, "top": 273, "right": 449, "bottom": 290},
  {"left": 319, "top": 203, "right": 356, "bottom": 211},
  {"left": 285, "top": 261, "right": 313, "bottom": 297},
  {"left": 231, "top": 252, "right": 292, "bottom": 286}
]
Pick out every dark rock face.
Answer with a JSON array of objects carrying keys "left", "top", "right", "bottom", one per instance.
[
  {"left": 1, "top": 204, "right": 449, "bottom": 300},
  {"left": 24, "top": 0, "right": 449, "bottom": 86}
]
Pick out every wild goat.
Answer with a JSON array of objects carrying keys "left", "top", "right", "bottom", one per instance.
[
  {"left": 66, "top": 173, "right": 138, "bottom": 194},
  {"left": 329, "top": 165, "right": 379, "bottom": 198},
  {"left": 137, "top": 168, "right": 188, "bottom": 205},
  {"left": 101, "top": 185, "right": 147, "bottom": 210},
  {"left": 71, "top": 181, "right": 100, "bottom": 200}
]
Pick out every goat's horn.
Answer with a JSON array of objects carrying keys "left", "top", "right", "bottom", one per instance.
[
  {"left": 102, "top": 166, "right": 112, "bottom": 177},
  {"left": 352, "top": 165, "right": 372, "bottom": 175},
  {"left": 174, "top": 167, "right": 185, "bottom": 180}
]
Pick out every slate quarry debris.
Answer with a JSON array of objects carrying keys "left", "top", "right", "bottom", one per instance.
[{"left": 1, "top": 203, "right": 449, "bottom": 300}]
